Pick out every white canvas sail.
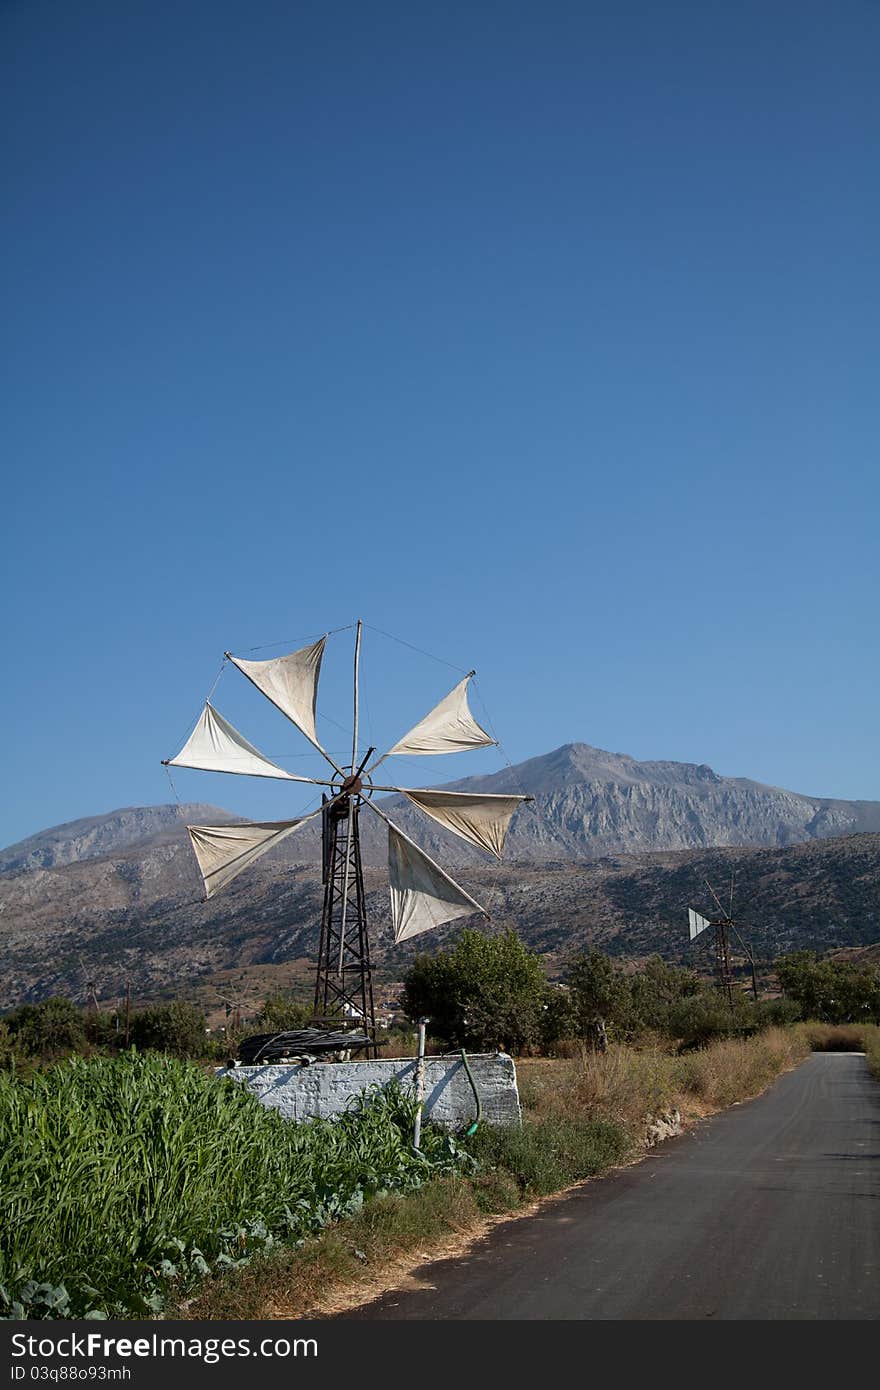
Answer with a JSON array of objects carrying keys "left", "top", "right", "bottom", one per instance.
[
  {"left": 188, "top": 816, "right": 317, "bottom": 898},
  {"left": 167, "top": 703, "right": 307, "bottom": 781},
  {"left": 688, "top": 908, "right": 711, "bottom": 941},
  {"left": 381, "top": 675, "right": 495, "bottom": 762},
  {"left": 227, "top": 638, "right": 326, "bottom": 749},
  {"left": 399, "top": 789, "right": 528, "bottom": 859},
  {"left": 387, "top": 822, "right": 486, "bottom": 943}
]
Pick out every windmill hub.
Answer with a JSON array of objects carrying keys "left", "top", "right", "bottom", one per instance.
[{"left": 337, "top": 769, "right": 368, "bottom": 797}]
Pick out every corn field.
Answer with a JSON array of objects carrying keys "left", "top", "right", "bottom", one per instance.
[{"left": 0, "top": 1051, "right": 466, "bottom": 1319}]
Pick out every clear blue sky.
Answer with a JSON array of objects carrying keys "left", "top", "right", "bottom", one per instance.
[{"left": 3, "top": 0, "right": 878, "bottom": 847}]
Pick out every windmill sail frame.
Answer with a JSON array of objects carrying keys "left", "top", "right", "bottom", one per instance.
[{"left": 164, "top": 620, "right": 528, "bottom": 1052}]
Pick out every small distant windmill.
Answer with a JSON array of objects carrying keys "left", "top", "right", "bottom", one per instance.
[
  {"left": 686, "top": 875, "right": 759, "bottom": 1004},
  {"left": 162, "top": 620, "right": 530, "bottom": 1053}
]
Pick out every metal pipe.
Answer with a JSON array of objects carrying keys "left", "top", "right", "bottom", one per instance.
[{"left": 413, "top": 1017, "right": 428, "bottom": 1150}]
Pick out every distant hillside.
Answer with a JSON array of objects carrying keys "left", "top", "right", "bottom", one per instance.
[
  {"left": 1, "top": 812, "right": 877, "bottom": 1008},
  {"left": 4, "top": 744, "right": 878, "bottom": 878},
  {"left": 4, "top": 744, "right": 879, "bottom": 882},
  {"left": 2, "top": 742, "right": 877, "bottom": 1008},
  {"left": 0, "top": 804, "right": 234, "bottom": 876},
  {"left": 418, "top": 743, "right": 880, "bottom": 860}
]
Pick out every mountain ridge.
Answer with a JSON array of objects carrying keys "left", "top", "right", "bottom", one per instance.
[
  {"left": 4, "top": 742, "right": 879, "bottom": 874},
  {"left": 0, "top": 804, "right": 236, "bottom": 877},
  {"left": 2, "top": 742, "right": 878, "bottom": 1008}
]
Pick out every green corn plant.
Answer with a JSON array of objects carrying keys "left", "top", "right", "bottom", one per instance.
[{"left": 0, "top": 1052, "right": 464, "bottom": 1319}]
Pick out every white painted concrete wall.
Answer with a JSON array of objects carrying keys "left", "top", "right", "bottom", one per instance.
[{"left": 221, "top": 1051, "right": 521, "bottom": 1127}]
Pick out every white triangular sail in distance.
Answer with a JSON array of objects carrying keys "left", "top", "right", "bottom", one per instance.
[
  {"left": 167, "top": 703, "right": 309, "bottom": 781},
  {"left": 378, "top": 675, "right": 496, "bottom": 765},
  {"left": 688, "top": 908, "right": 711, "bottom": 941},
  {"left": 387, "top": 822, "right": 486, "bottom": 943},
  {"left": 188, "top": 816, "right": 319, "bottom": 898},
  {"left": 398, "top": 789, "right": 529, "bottom": 860},
  {"left": 227, "top": 637, "right": 327, "bottom": 751}
]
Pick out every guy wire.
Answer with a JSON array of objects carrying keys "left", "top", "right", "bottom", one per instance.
[{"left": 363, "top": 622, "right": 469, "bottom": 674}]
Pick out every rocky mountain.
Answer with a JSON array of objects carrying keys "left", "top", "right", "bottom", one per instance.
[
  {"left": 4, "top": 745, "right": 878, "bottom": 877},
  {"left": 278, "top": 743, "right": 880, "bottom": 865},
  {"left": 1, "top": 744, "right": 877, "bottom": 1008},
  {"left": 0, "top": 804, "right": 234, "bottom": 876},
  {"left": 430, "top": 743, "right": 880, "bottom": 860},
  {"left": 0, "top": 822, "right": 877, "bottom": 1009}
]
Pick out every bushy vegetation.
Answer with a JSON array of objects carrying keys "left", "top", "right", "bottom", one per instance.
[
  {"left": 2, "top": 998, "right": 87, "bottom": 1060},
  {"left": 5, "top": 944, "right": 878, "bottom": 1071},
  {"left": 555, "top": 950, "right": 801, "bottom": 1051},
  {"left": 254, "top": 990, "right": 313, "bottom": 1033},
  {"left": 468, "top": 1117, "right": 630, "bottom": 1196},
  {"left": 401, "top": 928, "right": 549, "bottom": 1051},
  {"left": 776, "top": 952, "right": 880, "bottom": 1024},
  {"left": 0, "top": 1052, "right": 466, "bottom": 1319},
  {"left": 128, "top": 1002, "right": 208, "bottom": 1058},
  {"left": 401, "top": 934, "right": 822, "bottom": 1056},
  {"left": 0, "top": 989, "right": 317, "bottom": 1069},
  {"left": 1, "top": 996, "right": 214, "bottom": 1066}
]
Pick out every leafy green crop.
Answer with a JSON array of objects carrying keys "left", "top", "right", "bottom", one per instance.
[{"left": 0, "top": 1052, "right": 466, "bottom": 1319}]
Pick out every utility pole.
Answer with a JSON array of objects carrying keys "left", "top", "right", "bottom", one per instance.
[
  {"left": 78, "top": 955, "right": 100, "bottom": 1040},
  {"left": 745, "top": 943, "right": 759, "bottom": 1001}
]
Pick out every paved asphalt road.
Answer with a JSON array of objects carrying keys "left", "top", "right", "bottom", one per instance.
[{"left": 343, "top": 1053, "right": 880, "bottom": 1320}]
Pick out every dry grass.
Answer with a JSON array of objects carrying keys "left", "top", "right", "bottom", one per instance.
[
  {"left": 517, "top": 1026, "right": 812, "bottom": 1135},
  {"left": 795, "top": 1021, "right": 880, "bottom": 1081},
  {"left": 672, "top": 1028, "right": 811, "bottom": 1109},
  {"left": 179, "top": 1027, "right": 819, "bottom": 1320}
]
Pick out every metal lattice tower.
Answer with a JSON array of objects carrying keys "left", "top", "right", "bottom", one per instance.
[{"left": 313, "top": 793, "right": 376, "bottom": 1050}]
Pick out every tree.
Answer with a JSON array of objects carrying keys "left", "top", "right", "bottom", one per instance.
[
  {"left": 5, "top": 997, "right": 87, "bottom": 1059},
  {"left": 129, "top": 1002, "right": 207, "bottom": 1057},
  {"left": 539, "top": 986, "right": 578, "bottom": 1047},
  {"left": 629, "top": 956, "right": 702, "bottom": 1034},
  {"left": 256, "top": 991, "right": 313, "bottom": 1033},
  {"left": 776, "top": 951, "right": 880, "bottom": 1023},
  {"left": 565, "top": 949, "right": 630, "bottom": 1049},
  {"left": 401, "top": 928, "right": 548, "bottom": 1052}
]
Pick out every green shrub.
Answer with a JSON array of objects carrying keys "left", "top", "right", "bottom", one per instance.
[
  {"left": 128, "top": 1002, "right": 208, "bottom": 1057},
  {"left": 467, "top": 1117, "right": 631, "bottom": 1196},
  {"left": 667, "top": 992, "right": 760, "bottom": 1049},
  {"left": 402, "top": 929, "right": 548, "bottom": 1051},
  {"left": 776, "top": 952, "right": 880, "bottom": 1024},
  {"left": 255, "top": 992, "right": 313, "bottom": 1033},
  {"left": 755, "top": 997, "right": 802, "bottom": 1028},
  {"left": 4, "top": 998, "right": 87, "bottom": 1060}
]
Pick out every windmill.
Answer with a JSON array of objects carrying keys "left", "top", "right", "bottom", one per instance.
[
  {"left": 686, "top": 874, "right": 759, "bottom": 1004},
  {"left": 162, "top": 620, "right": 530, "bottom": 1054}
]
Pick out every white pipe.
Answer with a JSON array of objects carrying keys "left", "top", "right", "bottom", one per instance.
[{"left": 413, "top": 1018, "right": 428, "bottom": 1150}]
